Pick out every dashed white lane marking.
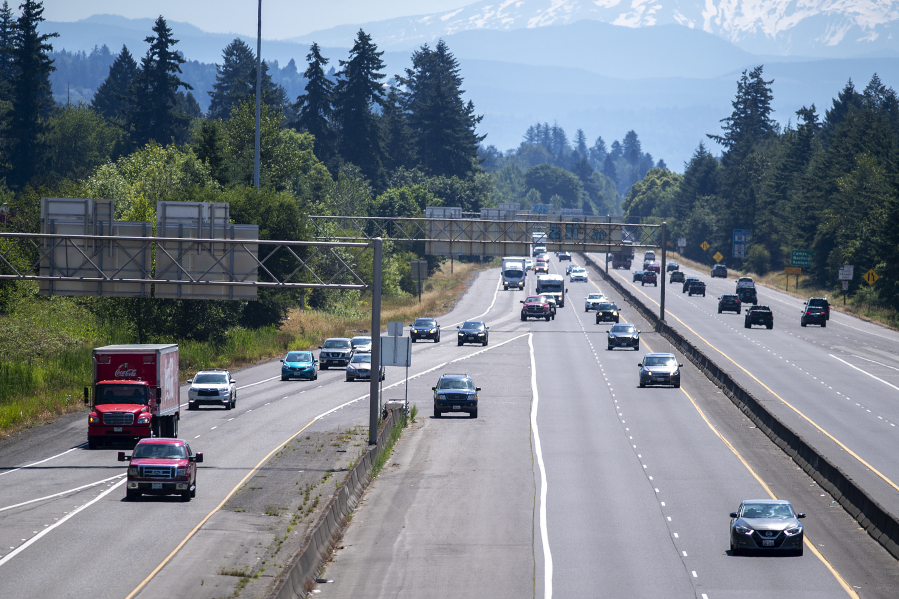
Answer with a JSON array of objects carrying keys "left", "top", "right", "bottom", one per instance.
[
  {"left": 0, "top": 445, "right": 86, "bottom": 477},
  {"left": 236, "top": 376, "right": 280, "bottom": 390},
  {"left": 692, "top": 571, "right": 698, "bottom": 578},
  {"left": 0, "top": 474, "right": 125, "bottom": 513},
  {"left": 194, "top": 435, "right": 201, "bottom": 439},
  {"left": 529, "top": 333, "right": 553, "bottom": 599},
  {"left": 0, "top": 478, "right": 125, "bottom": 567}
]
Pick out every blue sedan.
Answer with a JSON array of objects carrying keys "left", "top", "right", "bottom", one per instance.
[{"left": 280, "top": 351, "right": 318, "bottom": 381}]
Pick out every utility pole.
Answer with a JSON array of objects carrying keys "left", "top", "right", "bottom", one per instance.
[
  {"left": 369, "top": 238, "right": 383, "bottom": 445},
  {"left": 660, "top": 222, "right": 667, "bottom": 323},
  {"left": 254, "top": 0, "right": 262, "bottom": 189}
]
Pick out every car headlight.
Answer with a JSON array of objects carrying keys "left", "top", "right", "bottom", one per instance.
[
  {"left": 458, "top": 332, "right": 464, "bottom": 336},
  {"left": 89, "top": 414, "right": 99, "bottom": 424},
  {"left": 129, "top": 467, "right": 139, "bottom": 476},
  {"left": 646, "top": 371, "right": 653, "bottom": 376},
  {"left": 672, "top": 371, "right": 679, "bottom": 377},
  {"left": 430, "top": 329, "right": 436, "bottom": 333},
  {"left": 735, "top": 525, "right": 754, "bottom": 535},
  {"left": 176, "top": 467, "right": 187, "bottom": 477},
  {"left": 137, "top": 415, "right": 151, "bottom": 424},
  {"left": 784, "top": 526, "right": 802, "bottom": 536},
  {"left": 478, "top": 333, "right": 485, "bottom": 336}
]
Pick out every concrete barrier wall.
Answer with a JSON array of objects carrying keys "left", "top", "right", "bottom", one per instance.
[
  {"left": 584, "top": 255, "right": 899, "bottom": 560},
  {"left": 272, "top": 408, "right": 405, "bottom": 599}
]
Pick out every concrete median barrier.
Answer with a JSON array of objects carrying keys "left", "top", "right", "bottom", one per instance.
[{"left": 584, "top": 253, "right": 899, "bottom": 561}]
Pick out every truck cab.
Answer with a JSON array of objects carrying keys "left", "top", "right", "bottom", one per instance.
[{"left": 89, "top": 382, "right": 154, "bottom": 449}]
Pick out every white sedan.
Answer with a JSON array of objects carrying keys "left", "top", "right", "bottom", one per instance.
[
  {"left": 585, "top": 293, "right": 606, "bottom": 312},
  {"left": 570, "top": 267, "right": 588, "bottom": 282}
]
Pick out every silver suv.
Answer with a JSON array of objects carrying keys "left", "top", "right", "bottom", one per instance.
[
  {"left": 187, "top": 369, "right": 237, "bottom": 410},
  {"left": 318, "top": 338, "right": 353, "bottom": 370}
]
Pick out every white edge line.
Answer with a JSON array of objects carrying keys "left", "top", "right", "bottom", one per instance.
[
  {"left": 829, "top": 354, "right": 899, "bottom": 392},
  {"left": 448, "top": 273, "right": 502, "bottom": 327},
  {"left": 0, "top": 478, "right": 126, "bottom": 567},
  {"left": 0, "top": 445, "right": 85, "bottom": 477},
  {"left": 0, "top": 474, "right": 125, "bottom": 513},
  {"left": 851, "top": 353, "right": 899, "bottom": 373},
  {"left": 529, "top": 333, "right": 552, "bottom": 599}
]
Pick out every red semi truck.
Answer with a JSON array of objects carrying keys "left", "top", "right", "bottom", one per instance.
[{"left": 85, "top": 344, "right": 181, "bottom": 449}]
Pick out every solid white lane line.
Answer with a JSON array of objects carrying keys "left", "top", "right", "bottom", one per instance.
[
  {"left": 0, "top": 478, "right": 125, "bottom": 568},
  {"left": 528, "top": 333, "right": 553, "bottom": 599},
  {"left": 0, "top": 445, "right": 86, "bottom": 477},
  {"left": 449, "top": 275, "right": 502, "bottom": 327},
  {"left": 851, "top": 354, "right": 899, "bottom": 373},
  {"left": 829, "top": 355, "right": 899, "bottom": 392},
  {"left": 0, "top": 474, "right": 125, "bottom": 513}
]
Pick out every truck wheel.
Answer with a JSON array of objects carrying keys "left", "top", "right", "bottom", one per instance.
[
  {"left": 767, "top": 324, "right": 773, "bottom": 329},
  {"left": 88, "top": 437, "right": 99, "bottom": 450},
  {"left": 172, "top": 416, "right": 179, "bottom": 438},
  {"left": 225, "top": 400, "right": 232, "bottom": 411},
  {"left": 520, "top": 314, "right": 526, "bottom": 321},
  {"left": 126, "top": 490, "right": 138, "bottom": 501},
  {"left": 545, "top": 315, "right": 550, "bottom": 321},
  {"left": 181, "top": 490, "right": 191, "bottom": 502},
  {"left": 634, "top": 344, "right": 639, "bottom": 351},
  {"left": 822, "top": 321, "right": 826, "bottom": 328},
  {"left": 471, "top": 409, "right": 478, "bottom": 419},
  {"left": 411, "top": 337, "right": 416, "bottom": 343},
  {"left": 434, "top": 408, "right": 441, "bottom": 418}
]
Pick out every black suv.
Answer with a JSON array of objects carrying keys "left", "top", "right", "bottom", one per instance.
[
  {"left": 801, "top": 300, "right": 828, "bottom": 327},
  {"left": 687, "top": 280, "right": 706, "bottom": 296},
  {"left": 595, "top": 302, "right": 620, "bottom": 324},
  {"left": 682, "top": 277, "right": 699, "bottom": 293},
  {"left": 711, "top": 264, "right": 728, "bottom": 278},
  {"left": 433, "top": 374, "right": 480, "bottom": 418},
  {"left": 737, "top": 287, "right": 757, "bottom": 305},
  {"left": 718, "top": 294, "right": 742, "bottom": 314},
  {"left": 558, "top": 251, "right": 572, "bottom": 261},
  {"left": 410, "top": 317, "right": 440, "bottom": 342},
  {"left": 804, "top": 298, "right": 830, "bottom": 321},
  {"left": 745, "top": 305, "right": 773, "bottom": 329},
  {"left": 457, "top": 321, "right": 489, "bottom": 346}
]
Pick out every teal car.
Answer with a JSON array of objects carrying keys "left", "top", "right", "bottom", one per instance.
[{"left": 280, "top": 351, "right": 318, "bottom": 381}]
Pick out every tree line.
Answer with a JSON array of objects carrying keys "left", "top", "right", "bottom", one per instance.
[{"left": 620, "top": 65, "right": 899, "bottom": 311}]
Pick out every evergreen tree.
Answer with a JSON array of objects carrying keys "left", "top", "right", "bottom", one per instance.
[
  {"left": 91, "top": 45, "right": 137, "bottom": 121},
  {"left": 294, "top": 42, "right": 336, "bottom": 166},
  {"left": 334, "top": 29, "right": 387, "bottom": 186},
  {"left": 381, "top": 87, "right": 414, "bottom": 172},
  {"left": 207, "top": 38, "right": 283, "bottom": 121},
  {"left": 656, "top": 158, "right": 667, "bottom": 170},
  {"left": 400, "top": 40, "right": 484, "bottom": 179},
  {"left": 191, "top": 118, "right": 227, "bottom": 183},
  {"left": 589, "top": 136, "right": 607, "bottom": 166},
  {"left": 575, "top": 129, "right": 588, "bottom": 159},
  {"left": 708, "top": 66, "right": 776, "bottom": 155},
  {"left": 622, "top": 130, "right": 642, "bottom": 165},
  {"left": 8, "top": 0, "right": 57, "bottom": 187},
  {"left": 602, "top": 153, "right": 618, "bottom": 187},
  {"left": 609, "top": 140, "right": 622, "bottom": 159},
  {"left": 0, "top": 1, "right": 16, "bottom": 101},
  {"left": 672, "top": 142, "right": 718, "bottom": 221},
  {"left": 125, "top": 16, "right": 193, "bottom": 146},
  {"left": 823, "top": 80, "right": 862, "bottom": 135}
]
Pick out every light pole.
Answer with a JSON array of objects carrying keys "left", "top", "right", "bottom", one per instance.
[{"left": 254, "top": 0, "right": 262, "bottom": 188}]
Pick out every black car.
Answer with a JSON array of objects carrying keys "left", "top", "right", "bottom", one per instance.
[
  {"left": 595, "top": 302, "right": 620, "bottom": 323},
  {"left": 410, "top": 317, "right": 440, "bottom": 342},
  {"left": 433, "top": 373, "right": 480, "bottom": 418},
  {"left": 711, "top": 263, "right": 728, "bottom": 278},
  {"left": 718, "top": 294, "right": 742, "bottom": 314},
  {"left": 633, "top": 270, "right": 645, "bottom": 282},
  {"left": 682, "top": 277, "right": 699, "bottom": 293},
  {"left": 737, "top": 287, "right": 757, "bottom": 305},
  {"left": 558, "top": 251, "right": 572, "bottom": 261},
  {"left": 729, "top": 499, "right": 806, "bottom": 556},
  {"left": 608, "top": 323, "right": 639, "bottom": 350},
  {"left": 318, "top": 338, "right": 353, "bottom": 370},
  {"left": 667, "top": 261, "right": 680, "bottom": 272},
  {"left": 457, "top": 321, "right": 489, "bottom": 346},
  {"left": 638, "top": 353, "right": 682, "bottom": 388},
  {"left": 641, "top": 271, "right": 658, "bottom": 286},
  {"left": 687, "top": 281, "right": 706, "bottom": 296},
  {"left": 800, "top": 304, "right": 827, "bottom": 327},
  {"left": 745, "top": 305, "right": 773, "bottom": 329}
]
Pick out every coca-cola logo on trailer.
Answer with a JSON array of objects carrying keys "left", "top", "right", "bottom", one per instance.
[{"left": 115, "top": 362, "right": 138, "bottom": 379}]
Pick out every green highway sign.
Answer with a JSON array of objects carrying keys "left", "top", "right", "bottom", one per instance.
[{"left": 791, "top": 250, "right": 813, "bottom": 267}]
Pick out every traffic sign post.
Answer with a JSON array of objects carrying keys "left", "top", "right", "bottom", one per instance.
[
  {"left": 863, "top": 269, "right": 879, "bottom": 286},
  {"left": 839, "top": 265, "right": 854, "bottom": 305},
  {"left": 784, "top": 266, "right": 801, "bottom": 290},
  {"left": 701, "top": 241, "right": 710, "bottom": 251},
  {"left": 733, "top": 229, "right": 751, "bottom": 259},
  {"left": 410, "top": 259, "right": 428, "bottom": 303},
  {"left": 677, "top": 237, "right": 686, "bottom": 251},
  {"left": 713, "top": 251, "right": 723, "bottom": 263}
]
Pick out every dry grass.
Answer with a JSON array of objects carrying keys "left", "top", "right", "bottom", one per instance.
[
  {"left": 667, "top": 252, "right": 899, "bottom": 331},
  {"left": 280, "top": 260, "right": 491, "bottom": 346}
]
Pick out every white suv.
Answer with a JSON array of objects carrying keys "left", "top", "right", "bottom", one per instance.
[{"left": 187, "top": 370, "right": 237, "bottom": 410}]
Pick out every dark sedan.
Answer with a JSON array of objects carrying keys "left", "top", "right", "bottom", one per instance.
[
  {"left": 457, "top": 321, "right": 489, "bottom": 346},
  {"left": 730, "top": 499, "right": 806, "bottom": 556},
  {"left": 718, "top": 294, "right": 742, "bottom": 314},
  {"left": 633, "top": 270, "right": 645, "bottom": 282},
  {"left": 410, "top": 317, "right": 440, "bottom": 342},
  {"left": 433, "top": 373, "right": 480, "bottom": 418},
  {"left": 608, "top": 323, "right": 639, "bottom": 350},
  {"left": 638, "top": 353, "right": 682, "bottom": 388},
  {"left": 667, "top": 261, "right": 680, "bottom": 272},
  {"left": 595, "top": 302, "right": 620, "bottom": 324}
]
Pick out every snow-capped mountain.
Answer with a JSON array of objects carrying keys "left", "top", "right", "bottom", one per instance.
[{"left": 292, "top": 0, "right": 899, "bottom": 57}]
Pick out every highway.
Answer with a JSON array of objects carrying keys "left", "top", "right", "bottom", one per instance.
[
  {"left": 1, "top": 254, "right": 897, "bottom": 598},
  {"left": 591, "top": 252, "right": 899, "bottom": 522}
]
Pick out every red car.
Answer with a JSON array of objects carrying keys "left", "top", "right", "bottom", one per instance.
[
  {"left": 641, "top": 271, "right": 658, "bottom": 286},
  {"left": 645, "top": 262, "right": 661, "bottom": 273},
  {"left": 119, "top": 438, "right": 202, "bottom": 501}
]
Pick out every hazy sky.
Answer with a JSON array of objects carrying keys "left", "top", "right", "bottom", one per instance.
[{"left": 41, "top": 1, "right": 474, "bottom": 39}]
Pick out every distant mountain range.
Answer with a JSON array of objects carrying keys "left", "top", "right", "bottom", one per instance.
[
  {"left": 291, "top": 0, "right": 899, "bottom": 59},
  {"left": 45, "top": 12, "right": 899, "bottom": 170}
]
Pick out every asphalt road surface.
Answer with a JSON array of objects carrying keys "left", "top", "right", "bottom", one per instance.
[{"left": 2, "top": 256, "right": 898, "bottom": 599}]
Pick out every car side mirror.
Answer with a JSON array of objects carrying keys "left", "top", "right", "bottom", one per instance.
[
  {"left": 118, "top": 452, "right": 130, "bottom": 462},
  {"left": 729, "top": 512, "right": 739, "bottom": 518},
  {"left": 230, "top": 380, "right": 236, "bottom": 384},
  {"left": 638, "top": 363, "right": 643, "bottom": 367},
  {"left": 797, "top": 513, "right": 806, "bottom": 519},
  {"left": 520, "top": 300, "right": 525, "bottom": 304},
  {"left": 318, "top": 345, "right": 323, "bottom": 349},
  {"left": 280, "top": 359, "right": 284, "bottom": 362},
  {"left": 678, "top": 364, "right": 683, "bottom": 368},
  {"left": 486, "top": 327, "right": 490, "bottom": 330},
  {"left": 456, "top": 326, "right": 460, "bottom": 329},
  {"left": 431, "top": 387, "right": 437, "bottom": 391},
  {"left": 187, "top": 379, "right": 193, "bottom": 384},
  {"left": 195, "top": 452, "right": 204, "bottom": 463},
  {"left": 476, "top": 387, "right": 481, "bottom": 391}
]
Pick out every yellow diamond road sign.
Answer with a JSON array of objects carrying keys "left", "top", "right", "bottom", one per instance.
[
  {"left": 713, "top": 251, "right": 723, "bottom": 262},
  {"left": 701, "top": 241, "right": 710, "bottom": 251},
  {"left": 864, "top": 269, "right": 879, "bottom": 285}
]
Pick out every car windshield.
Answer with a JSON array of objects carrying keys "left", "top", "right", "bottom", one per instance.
[
  {"left": 539, "top": 282, "right": 563, "bottom": 293},
  {"left": 611, "top": 324, "right": 635, "bottom": 333},
  {"left": 525, "top": 296, "right": 544, "bottom": 303},
  {"left": 413, "top": 319, "right": 436, "bottom": 327},
  {"left": 351, "top": 354, "right": 372, "bottom": 364},
  {"left": 133, "top": 443, "right": 188, "bottom": 459},
  {"left": 194, "top": 373, "right": 228, "bottom": 384},
  {"left": 808, "top": 299, "right": 827, "bottom": 307},
  {"left": 96, "top": 384, "right": 148, "bottom": 406},
  {"left": 504, "top": 269, "right": 523, "bottom": 277},
  {"left": 285, "top": 352, "right": 313, "bottom": 362},
  {"left": 351, "top": 337, "right": 372, "bottom": 347},
  {"left": 598, "top": 303, "right": 617, "bottom": 311},
  {"left": 588, "top": 294, "right": 603, "bottom": 300},
  {"left": 741, "top": 503, "right": 794, "bottom": 519},
  {"left": 462, "top": 321, "right": 484, "bottom": 330},
  {"left": 438, "top": 378, "right": 475, "bottom": 390},
  {"left": 644, "top": 356, "right": 677, "bottom": 367},
  {"left": 323, "top": 339, "right": 351, "bottom": 349}
]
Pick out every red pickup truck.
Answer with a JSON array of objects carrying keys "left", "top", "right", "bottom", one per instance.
[{"left": 119, "top": 438, "right": 202, "bottom": 501}]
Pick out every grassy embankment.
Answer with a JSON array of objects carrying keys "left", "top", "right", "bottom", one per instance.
[
  {"left": 0, "top": 260, "right": 492, "bottom": 438},
  {"left": 667, "top": 252, "right": 899, "bottom": 330}
]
